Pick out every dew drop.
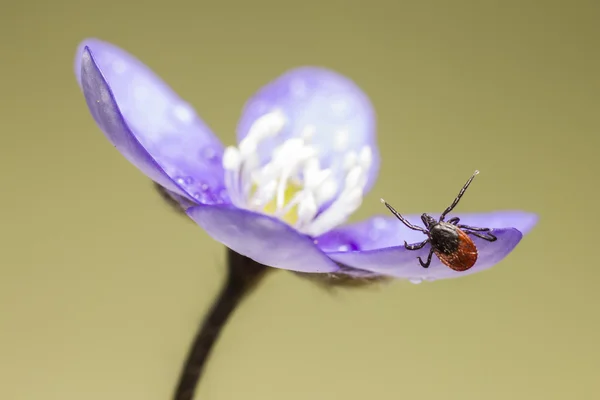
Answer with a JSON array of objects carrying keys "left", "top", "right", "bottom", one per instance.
[
  {"left": 175, "top": 176, "right": 194, "bottom": 186},
  {"left": 290, "top": 78, "right": 308, "bottom": 97},
  {"left": 200, "top": 183, "right": 209, "bottom": 192},
  {"left": 337, "top": 241, "right": 359, "bottom": 252},
  {"left": 173, "top": 103, "right": 194, "bottom": 123},
  {"left": 368, "top": 218, "right": 388, "bottom": 240},
  {"left": 193, "top": 191, "right": 215, "bottom": 204},
  {"left": 371, "top": 217, "right": 387, "bottom": 229},
  {"left": 219, "top": 188, "right": 229, "bottom": 202},
  {"left": 409, "top": 277, "right": 423, "bottom": 285},
  {"left": 202, "top": 147, "right": 219, "bottom": 163},
  {"left": 112, "top": 59, "right": 127, "bottom": 74}
]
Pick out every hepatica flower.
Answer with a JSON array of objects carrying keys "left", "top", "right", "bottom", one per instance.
[
  {"left": 75, "top": 39, "right": 537, "bottom": 398},
  {"left": 75, "top": 39, "right": 537, "bottom": 283}
]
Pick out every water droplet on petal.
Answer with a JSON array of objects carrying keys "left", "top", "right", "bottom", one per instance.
[
  {"left": 200, "top": 183, "right": 209, "bottom": 192},
  {"left": 290, "top": 78, "right": 308, "bottom": 97},
  {"left": 372, "top": 217, "right": 387, "bottom": 229},
  {"left": 368, "top": 217, "right": 388, "bottom": 240},
  {"left": 219, "top": 188, "right": 230, "bottom": 202},
  {"left": 193, "top": 191, "right": 216, "bottom": 204},
  {"left": 337, "top": 241, "right": 359, "bottom": 252},
  {"left": 173, "top": 103, "right": 195, "bottom": 123},
  {"left": 202, "top": 147, "right": 220, "bottom": 164},
  {"left": 112, "top": 59, "right": 127, "bottom": 74},
  {"left": 175, "top": 176, "right": 194, "bottom": 186},
  {"left": 409, "top": 277, "right": 423, "bottom": 284}
]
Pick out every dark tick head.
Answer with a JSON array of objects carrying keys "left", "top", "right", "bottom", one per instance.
[{"left": 421, "top": 213, "right": 437, "bottom": 229}]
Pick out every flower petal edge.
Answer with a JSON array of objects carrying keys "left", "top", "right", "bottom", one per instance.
[{"left": 186, "top": 204, "right": 340, "bottom": 273}]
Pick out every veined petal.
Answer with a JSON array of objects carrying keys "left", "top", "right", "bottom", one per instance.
[
  {"left": 236, "top": 67, "right": 379, "bottom": 194},
  {"left": 186, "top": 204, "right": 340, "bottom": 273},
  {"left": 315, "top": 211, "right": 538, "bottom": 252},
  {"left": 75, "top": 39, "right": 227, "bottom": 204},
  {"left": 326, "top": 228, "right": 523, "bottom": 281}
]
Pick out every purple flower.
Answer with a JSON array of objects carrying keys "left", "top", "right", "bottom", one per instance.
[{"left": 75, "top": 39, "right": 537, "bottom": 282}]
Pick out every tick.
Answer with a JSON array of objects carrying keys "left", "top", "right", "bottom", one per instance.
[{"left": 380, "top": 170, "right": 497, "bottom": 271}]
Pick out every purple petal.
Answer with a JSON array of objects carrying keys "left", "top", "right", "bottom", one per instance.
[
  {"left": 315, "top": 211, "right": 537, "bottom": 252},
  {"left": 75, "top": 39, "right": 227, "bottom": 204},
  {"left": 237, "top": 67, "right": 379, "bottom": 193},
  {"left": 186, "top": 205, "right": 340, "bottom": 273},
  {"left": 326, "top": 228, "right": 523, "bottom": 281}
]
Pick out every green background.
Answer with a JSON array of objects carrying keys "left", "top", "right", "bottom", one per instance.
[{"left": 1, "top": 1, "right": 598, "bottom": 399}]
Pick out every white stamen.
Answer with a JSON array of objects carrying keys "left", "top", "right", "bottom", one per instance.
[
  {"left": 250, "top": 180, "right": 277, "bottom": 208},
  {"left": 276, "top": 164, "right": 294, "bottom": 210},
  {"left": 343, "top": 151, "right": 358, "bottom": 170},
  {"left": 245, "top": 110, "right": 286, "bottom": 143},
  {"left": 297, "top": 193, "right": 318, "bottom": 225},
  {"left": 240, "top": 153, "right": 259, "bottom": 204},
  {"left": 272, "top": 140, "right": 316, "bottom": 210},
  {"left": 222, "top": 112, "right": 373, "bottom": 236},
  {"left": 223, "top": 146, "right": 241, "bottom": 171},
  {"left": 223, "top": 146, "right": 243, "bottom": 204},
  {"left": 345, "top": 165, "right": 363, "bottom": 190},
  {"left": 315, "top": 178, "right": 338, "bottom": 205},
  {"left": 303, "top": 159, "right": 331, "bottom": 191},
  {"left": 301, "top": 124, "right": 316, "bottom": 141},
  {"left": 238, "top": 137, "right": 257, "bottom": 158},
  {"left": 359, "top": 146, "right": 372, "bottom": 169}
]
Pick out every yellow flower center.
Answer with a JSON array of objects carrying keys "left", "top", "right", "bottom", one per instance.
[{"left": 260, "top": 183, "right": 301, "bottom": 225}]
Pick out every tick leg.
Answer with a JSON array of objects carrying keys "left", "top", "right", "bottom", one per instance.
[
  {"left": 418, "top": 249, "right": 434, "bottom": 268},
  {"left": 458, "top": 224, "right": 489, "bottom": 231},
  {"left": 381, "top": 199, "right": 428, "bottom": 233},
  {"left": 466, "top": 231, "right": 497, "bottom": 242},
  {"left": 447, "top": 217, "right": 460, "bottom": 225},
  {"left": 440, "top": 170, "right": 479, "bottom": 221},
  {"left": 404, "top": 239, "right": 428, "bottom": 251}
]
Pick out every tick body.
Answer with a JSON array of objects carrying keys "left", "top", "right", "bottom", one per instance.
[
  {"left": 381, "top": 170, "right": 497, "bottom": 271},
  {"left": 429, "top": 222, "right": 477, "bottom": 271}
]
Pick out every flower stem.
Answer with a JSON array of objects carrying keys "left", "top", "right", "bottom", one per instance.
[{"left": 174, "top": 248, "right": 270, "bottom": 400}]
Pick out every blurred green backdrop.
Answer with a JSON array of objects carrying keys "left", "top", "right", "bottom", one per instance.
[{"left": 1, "top": 0, "right": 598, "bottom": 399}]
